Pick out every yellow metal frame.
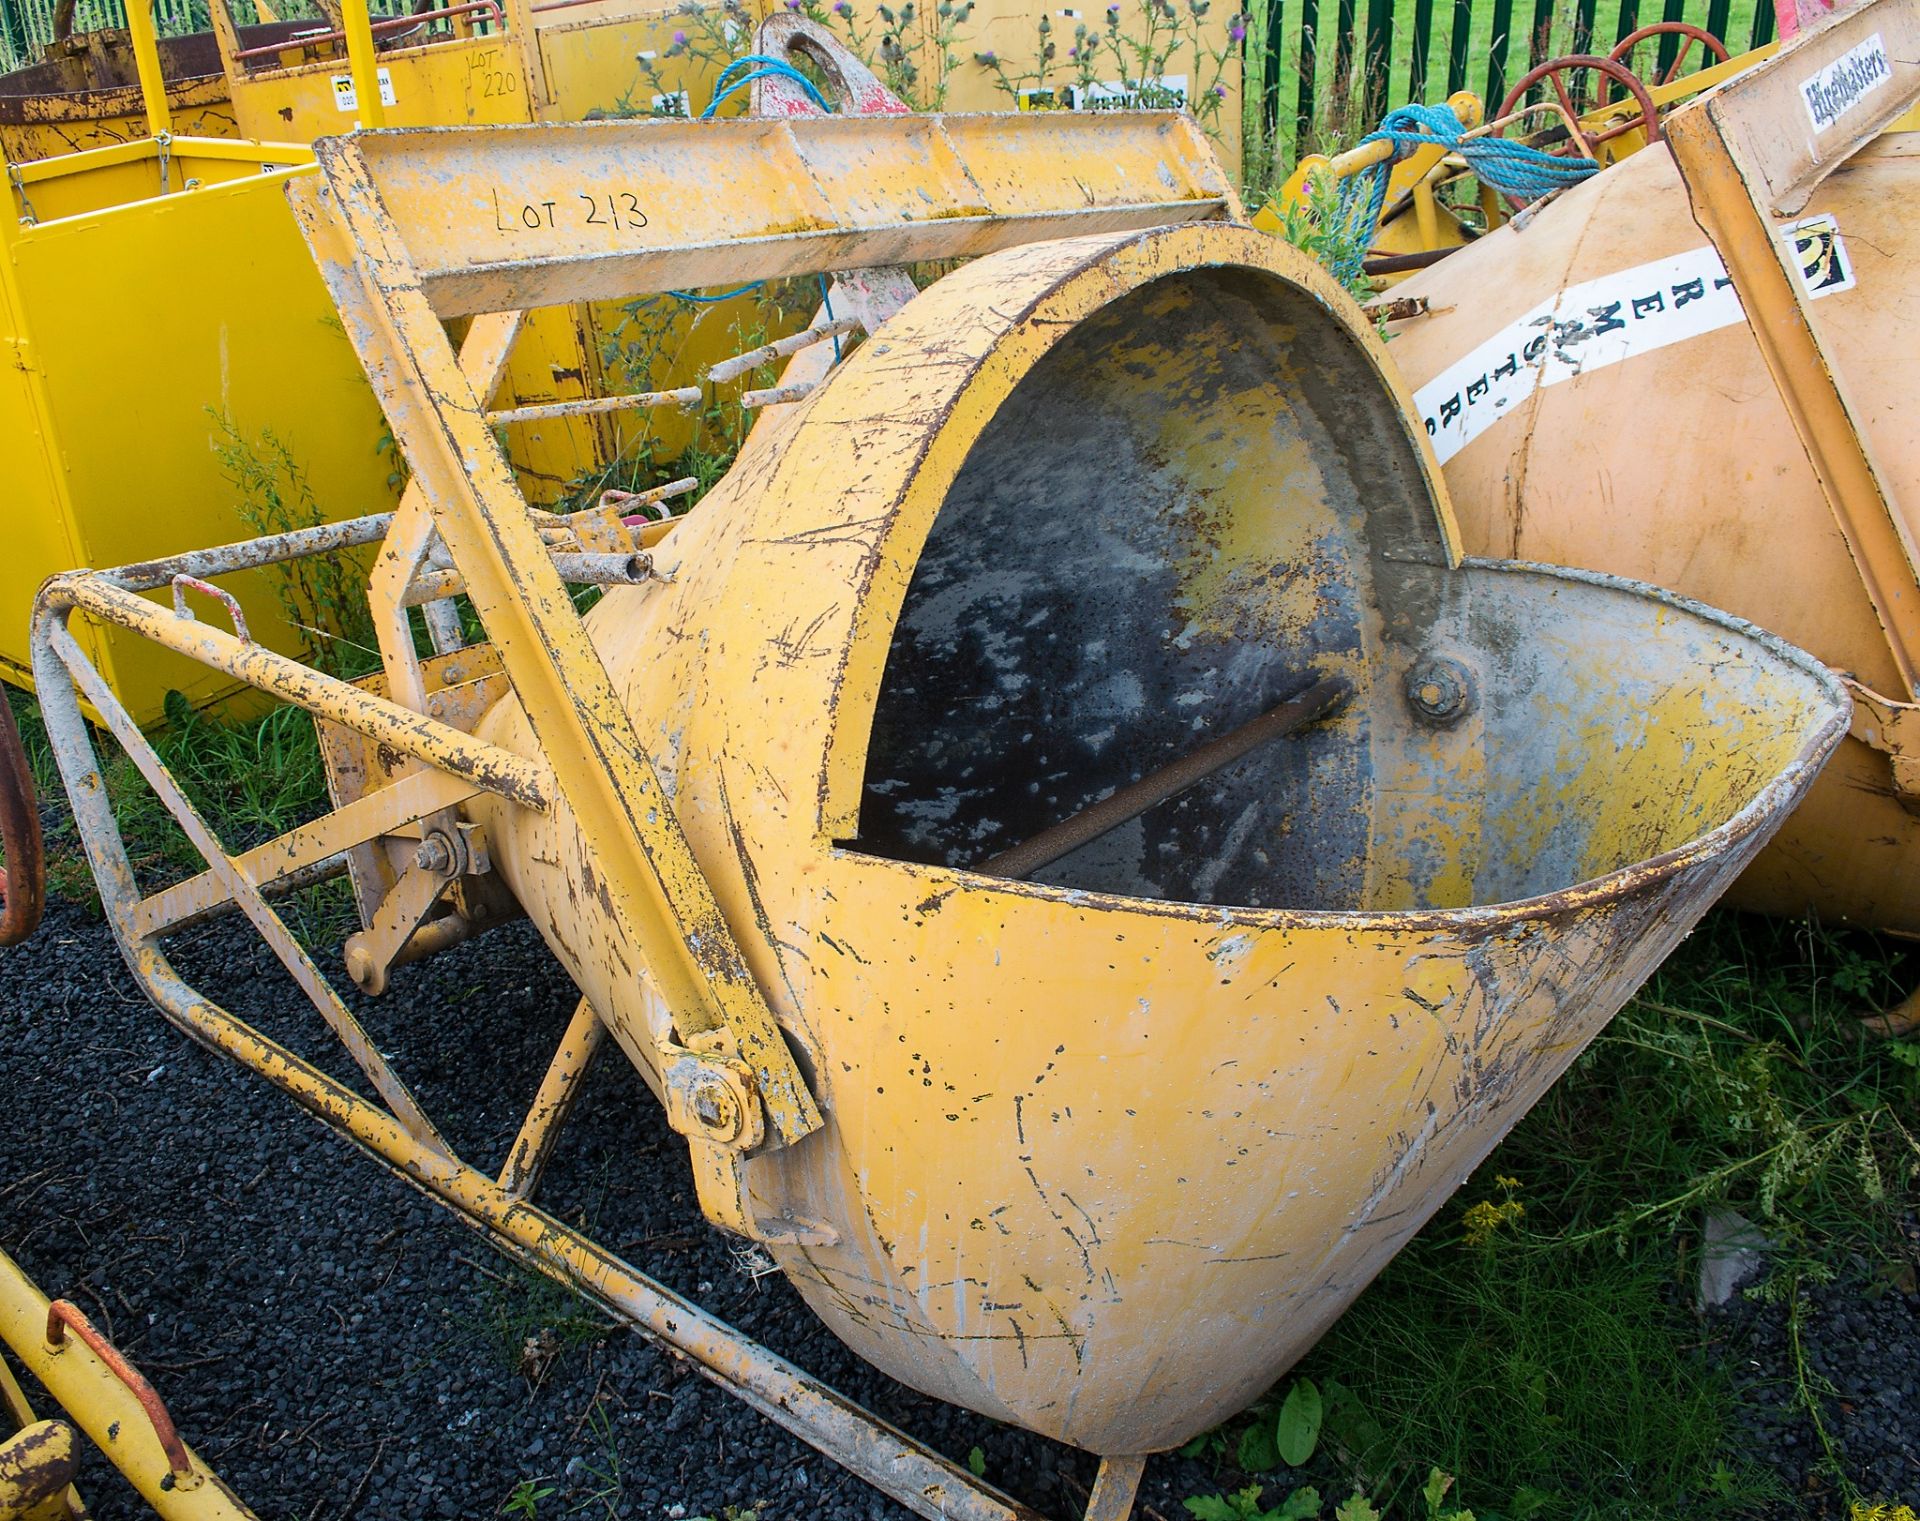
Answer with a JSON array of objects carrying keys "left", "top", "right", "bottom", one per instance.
[
  {"left": 1665, "top": 0, "right": 1920, "bottom": 728},
  {"left": 27, "top": 105, "right": 1236, "bottom": 1521},
  {"left": 0, "top": 1247, "right": 258, "bottom": 1519}
]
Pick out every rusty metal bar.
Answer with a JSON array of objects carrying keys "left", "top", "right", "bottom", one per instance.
[
  {"left": 603, "top": 476, "right": 698, "bottom": 521},
  {"left": 0, "top": 692, "right": 44, "bottom": 947},
  {"left": 231, "top": 0, "right": 501, "bottom": 58},
  {"left": 39, "top": 577, "right": 551, "bottom": 812},
  {"left": 171, "top": 575, "right": 251, "bottom": 642},
  {"left": 499, "top": 996, "right": 606, "bottom": 1200},
  {"left": 44, "top": 1302, "right": 189, "bottom": 1478},
  {"left": 402, "top": 551, "right": 652, "bottom": 608},
  {"left": 977, "top": 677, "right": 1352, "bottom": 881},
  {"left": 708, "top": 318, "right": 860, "bottom": 384},
  {"left": 740, "top": 380, "right": 818, "bottom": 410},
  {"left": 0, "top": 1249, "right": 256, "bottom": 1520},
  {"left": 99, "top": 513, "right": 396, "bottom": 594},
  {"left": 485, "top": 386, "right": 701, "bottom": 428}
]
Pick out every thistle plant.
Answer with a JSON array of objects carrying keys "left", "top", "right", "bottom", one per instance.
[{"left": 975, "top": 0, "right": 1246, "bottom": 133}]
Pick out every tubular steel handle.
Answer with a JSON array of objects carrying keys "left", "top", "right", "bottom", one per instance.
[
  {"left": 1498, "top": 54, "right": 1664, "bottom": 151},
  {"left": 0, "top": 694, "right": 44, "bottom": 947},
  {"left": 43, "top": 1301, "right": 192, "bottom": 1478},
  {"left": 1607, "top": 21, "right": 1730, "bottom": 86},
  {"left": 171, "top": 574, "right": 252, "bottom": 642}
]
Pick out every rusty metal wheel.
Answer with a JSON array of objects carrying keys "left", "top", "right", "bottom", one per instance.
[
  {"left": 0, "top": 693, "right": 45, "bottom": 947},
  {"left": 1608, "top": 21, "right": 1730, "bottom": 87},
  {"left": 1499, "top": 53, "right": 1666, "bottom": 152}
]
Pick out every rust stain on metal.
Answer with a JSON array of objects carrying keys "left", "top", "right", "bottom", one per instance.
[{"left": 44, "top": 1300, "right": 192, "bottom": 1477}]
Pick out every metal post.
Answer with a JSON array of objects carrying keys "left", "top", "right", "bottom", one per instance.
[
  {"left": 123, "top": 0, "right": 172, "bottom": 140},
  {"left": 339, "top": 0, "right": 386, "bottom": 128}
]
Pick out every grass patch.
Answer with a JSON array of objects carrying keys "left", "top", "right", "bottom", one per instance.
[
  {"left": 9, "top": 667, "right": 354, "bottom": 940},
  {"left": 468, "top": 1254, "right": 614, "bottom": 1391},
  {"left": 1188, "top": 914, "right": 1920, "bottom": 1518}
]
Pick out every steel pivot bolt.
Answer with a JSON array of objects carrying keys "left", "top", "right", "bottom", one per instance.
[
  {"left": 1405, "top": 656, "right": 1475, "bottom": 727},
  {"left": 690, "top": 1075, "right": 740, "bottom": 1136},
  {"left": 415, "top": 833, "right": 457, "bottom": 875}
]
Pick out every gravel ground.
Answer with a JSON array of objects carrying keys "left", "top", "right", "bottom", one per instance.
[{"left": 2, "top": 881, "right": 1916, "bottom": 1519}]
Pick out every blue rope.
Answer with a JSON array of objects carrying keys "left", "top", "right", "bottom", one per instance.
[
  {"left": 818, "top": 274, "right": 842, "bottom": 362},
  {"left": 668, "top": 281, "right": 765, "bottom": 303},
  {"left": 666, "top": 58, "right": 831, "bottom": 303},
  {"left": 701, "top": 55, "right": 830, "bottom": 118},
  {"left": 1330, "top": 102, "right": 1600, "bottom": 288}
]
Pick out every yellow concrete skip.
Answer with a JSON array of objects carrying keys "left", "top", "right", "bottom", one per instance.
[{"left": 27, "top": 100, "right": 1849, "bottom": 1520}]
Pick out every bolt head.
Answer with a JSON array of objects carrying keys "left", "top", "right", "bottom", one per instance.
[{"left": 1405, "top": 656, "right": 1474, "bottom": 727}]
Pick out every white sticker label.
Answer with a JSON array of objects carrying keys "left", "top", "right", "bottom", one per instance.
[
  {"left": 1783, "top": 212, "right": 1857, "bottom": 296},
  {"left": 1016, "top": 75, "right": 1190, "bottom": 112},
  {"left": 1800, "top": 32, "right": 1890, "bottom": 132},
  {"left": 1414, "top": 226, "right": 1855, "bottom": 464},
  {"left": 1078, "top": 73, "right": 1189, "bottom": 110},
  {"left": 330, "top": 67, "right": 398, "bottom": 113}
]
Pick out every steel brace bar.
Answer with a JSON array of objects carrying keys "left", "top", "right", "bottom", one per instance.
[
  {"left": 29, "top": 603, "right": 1149, "bottom": 1521},
  {"left": 27, "top": 619, "right": 1069, "bottom": 1519}
]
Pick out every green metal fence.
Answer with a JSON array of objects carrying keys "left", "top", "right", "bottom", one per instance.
[
  {"left": 1249, "top": 0, "right": 1776, "bottom": 161},
  {"left": 0, "top": 0, "right": 414, "bottom": 71}
]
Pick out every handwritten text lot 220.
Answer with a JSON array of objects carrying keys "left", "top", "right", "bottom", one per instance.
[{"left": 492, "top": 189, "right": 652, "bottom": 234}]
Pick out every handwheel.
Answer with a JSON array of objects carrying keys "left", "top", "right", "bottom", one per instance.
[
  {"left": 1499, "top": 53, "right": 1665, "bottom": 153},
  {"left": 0, "top": 694, "right": 43, "bottom": 946},
  {"left": 1608, "top": 21, "right": 1730, "bottom": 88}
]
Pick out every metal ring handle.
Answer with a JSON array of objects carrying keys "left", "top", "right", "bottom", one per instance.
[
  {"left": 1608, "top": 21, "right": 1730, "bottom": 87},
  {"left": 1500, "top": 53, "right": 1666, "bottom": 150}
]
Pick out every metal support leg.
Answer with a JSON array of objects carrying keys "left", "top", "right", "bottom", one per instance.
[
  {"left": 1083, "top": 1456, "right": 1147, "bottom": 1521},
  {"left": 29, "top": 617, "right": 1050, "bottom": 1521},
  {"left": 499, "top": 997, "right": 606, "bottom": 1201}
]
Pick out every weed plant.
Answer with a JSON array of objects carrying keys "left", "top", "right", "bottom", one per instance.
[
  {"left": 1186, "top": 915, "right": 1920, "bottom": 1519},
  {"left": 210, "top": 414, "right": 381, "bottom": 681}
]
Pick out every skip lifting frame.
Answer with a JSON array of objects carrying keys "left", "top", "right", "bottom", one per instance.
[{"left": 29, "top": 95, "right": 1238, "bottom": 1521}]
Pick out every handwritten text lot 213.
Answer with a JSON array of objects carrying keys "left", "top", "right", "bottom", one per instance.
[{"left": 492, "top": 189, "right": 652, "bottom": 233}]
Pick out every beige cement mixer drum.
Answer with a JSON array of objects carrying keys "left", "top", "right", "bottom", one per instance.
[{"left": 1384, "top": 135, "right": 1920, "bottom": 934}]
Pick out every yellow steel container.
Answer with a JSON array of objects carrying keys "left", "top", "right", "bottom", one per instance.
[
  {"left": 0, "top": 138, "right": 396, "bottom": 719},
  {"left": 22, "top": 108, "right": 1850, "bottom": 1508},
  {"left": 465, "top": 219, "right": 1848, "bottom": 1453},
  {"left": 0, "top": 28, "right": 237, "bottom": 162}
]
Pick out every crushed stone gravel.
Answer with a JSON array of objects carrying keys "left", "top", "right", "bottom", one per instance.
[{"left": 2, "top": 882, "right": 1915, "bottom": 1518}]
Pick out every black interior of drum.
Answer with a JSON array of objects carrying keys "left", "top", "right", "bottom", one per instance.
[{"left": 850, "top": 265, "right": 1448, "bottom": 910}]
